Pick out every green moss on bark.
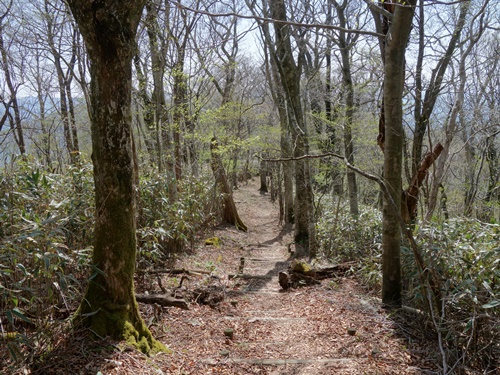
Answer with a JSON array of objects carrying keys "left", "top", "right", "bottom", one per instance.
[{"left": 74, "top": 300, "right": 169, "bottom": 354}]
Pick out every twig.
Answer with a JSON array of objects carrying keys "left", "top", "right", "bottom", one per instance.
[
  {"left": 169, "top": 1, "right": 383, "bottom": 38},
  {"left": 427, "top": 290, "right": 448, "bottom": 374}
]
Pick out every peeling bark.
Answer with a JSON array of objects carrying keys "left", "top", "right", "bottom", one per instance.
[{"left": 403, "top": 143, "right": 444, "bottom": 224}]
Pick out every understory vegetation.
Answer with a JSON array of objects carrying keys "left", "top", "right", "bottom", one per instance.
[
  {"left": 1, "top": 0, "right": 499, "bottom": 371},
  {"left": 0, "top": 157, "right": 220, "bottom": 366},
  {"left": 2, "top": 156, "right": 498, "bottom": 372},
  {"left": 317, "top": 201, "right": 500, "bottom": 371}
]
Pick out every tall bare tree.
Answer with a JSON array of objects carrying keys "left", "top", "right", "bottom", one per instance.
[
  {"left": 0, "top": 0, "right": 26, "bottom": 155},
  {"left": 412, "top": 0, "right": 470, "bottom": 176},
  {"left": 43, "top": 0, "right": 80, "bottom": 164},
  {"left": 425, "top": 2, "right": 488, "bottom": 221},
  {"left": 331, "top": 0, "right": 361, "bottom": 217},
  {"left": 380, "top": 0, "right": 417, "bottom": 307},
  {"left": 269, "top": 0, "right": 317, "bottom": 257}
]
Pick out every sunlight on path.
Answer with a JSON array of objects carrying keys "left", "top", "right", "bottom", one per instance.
[{"left": 173, "top": 180, "right": 425, "bottom": 374}]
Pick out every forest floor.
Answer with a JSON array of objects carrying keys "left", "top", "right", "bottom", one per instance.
[{"left": 26, "top": 179, "right": 440, "bottom": 375}]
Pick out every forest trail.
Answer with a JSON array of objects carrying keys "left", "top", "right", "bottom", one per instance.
[
  {"left": 37, "top": 179, "right": 436, "bottom": 375},
  {"left": 151, "top": 179, "right": 435, "bottom": 375}
]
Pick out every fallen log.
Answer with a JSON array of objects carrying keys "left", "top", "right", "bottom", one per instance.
[
  {"left": 136, "top": 294, "right": 189, "bottom": 310},
  {"left": 137, "top": 268, "right": 212, "bottom": 276},
  {"left": 278, "top": 271, "right": 320, "bottom": 290},
  {"left": 228, "top": 274, "right": 273, "bottom": 280},
  {"left": 279, "top": 261, "right": 355, "bottom": 290}
]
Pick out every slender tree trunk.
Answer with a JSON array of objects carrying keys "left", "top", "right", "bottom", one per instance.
[
  {"left": 45, "top": 0, "right": 78, "bottom": 165},
  {"left": 172, "top": 57, "right": 186, "bottom": 181},
  {"left": 381, "top": 0, "right": 417, "bottom": 308},
  {"left": 324, "top": 13, "right": 342, "bottom": 195},
  {"left": 412, "top": 1, "right": 469, "bottom": 175},
  {"left": 133, "top": 54, "right": 158, "bottom": 164},
  {"left": 210, "top": 137, "right": 247, "bottom": 231},
  {"left": 34, "top": 54, "right": 51, "bottom": 166},
  {"left": 66, "top": 0, "right": 164, "bottom": 353},
  {"left": 259, "top": 154, "right": 268, "bottom": 193},
  {"left": 270, "top": 0, "right": 315, "bottom": 255},
  {"left": 0, "top": 20, "right": 25, "bottom": 155},
  {"left": 463, "top": 131, "right": 477, "bottom": 216},
  {"left": 260, "top": 22, "right": 294, "bottom": 224},
  {"left": 334, "top": 1, "right": 359, "bottom": 217}
]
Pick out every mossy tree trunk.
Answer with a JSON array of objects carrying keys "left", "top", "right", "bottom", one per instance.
[{"left": 66, "top": 0, "right": 165, "bottom": 354}]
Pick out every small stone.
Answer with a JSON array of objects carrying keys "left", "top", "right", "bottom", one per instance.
[
  {"left": 230, "top": 300, "right": 238, "bottom": 307},
  {"left": 220, "top": 349, "right": 230, "bottom": 357},
  {"left": 347, "top": 328, "right": 356, "bottom": 336},
  {"left": 223, "top": 328, "right": 234, "bottom": 339}
]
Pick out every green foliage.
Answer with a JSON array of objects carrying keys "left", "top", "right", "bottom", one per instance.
[
  {"left": 408, "top": 218, "right": 499, "bottom": 308},
  {"left": 317, "top": 202, "right": 383, "bottom": 288},
  {"left": 137, "top": 171, "right": 220, "bottom": 266},
  {"left": 317, "top": 201, "right": 382, "bottom": 261},
  {"left": 0, "top": 158, "right": 94, "bottom": 367},
  {"left": 0, "top": 158, "right": 220, "bottom": 366},
  {"left": 403, "top": 218, "right": 500, "bottom": 366}
]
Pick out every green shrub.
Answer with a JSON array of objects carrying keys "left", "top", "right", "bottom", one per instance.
[
  {"left": 137, "top": 171, "right": 220, "bottom": 267},
  {"left": 316, "top": 202, "right": 382, "bottom": 288},
  {"left": 404, "top": 218, "right": 500, "bottom": 368},
  {"left": 0, "top": 158, "right": 94, "bottom": 367}
]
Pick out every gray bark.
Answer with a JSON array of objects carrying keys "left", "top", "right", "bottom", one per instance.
[{"left": 381, "top": 0, "right": 417, "bottom": 308}]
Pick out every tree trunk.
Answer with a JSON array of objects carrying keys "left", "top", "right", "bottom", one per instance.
[
  {"left": 66, "top": 0, "right": 164, "bottom": 354},
  {"left": 0, "top": 18, "right": 25, "bottom": 155},
  {"left": 325, "top": 2, "right": 343, "bottom": 196},
  {"left": 412, "top": 1, "right": 469, "bottom": 176},
  {"left": 210, "top": 137, "right": 247, "bottom": 231},
  {"left": 381, "top": 0, "right": 417, "bottom": 308},
  {"left": 172, "top": 54, "right": 188, "bottom": 181},
  {"left": 267, "top": 41, "right": 293, "bottom": 223},
  {"left": 34, "top": 53, "right": 51, "bottom": 166},
  {"left": 333, "top": 0, "right": 359, "bottom": 217},
  {"left": 259, "top": 155, "right": 268, "bottom": 193},
  {"left": 45, "top": 0, "right": 79, "bottom": 165},
  {"left": 270, "top": 0, "right": 315, "bottom": 255}
]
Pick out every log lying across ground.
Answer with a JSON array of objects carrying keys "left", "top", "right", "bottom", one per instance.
[
  {"left": 279, "top": 260, "right": 356, "bottom": 290},
  {"left": 136, "top": 294, "right": 189, "bottom": 310},
  {"left": 137, "top": 268, "right": 212, "bottom": 276}
]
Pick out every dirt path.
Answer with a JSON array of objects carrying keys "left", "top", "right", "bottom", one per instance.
[
  {"left": 47, "top": 180, "right": 436, "bottom": 375},
  {"left": 142, "top": 180, "right": 436, "bottom": 375}
]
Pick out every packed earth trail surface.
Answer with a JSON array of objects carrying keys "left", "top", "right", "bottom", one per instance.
[{"left": 32, "top": 180, "right": 438, "bottom": 375}]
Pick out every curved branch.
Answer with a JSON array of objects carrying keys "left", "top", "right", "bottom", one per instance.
[{"left": 170, "top": 0, "right": 383, "bottom": 37}]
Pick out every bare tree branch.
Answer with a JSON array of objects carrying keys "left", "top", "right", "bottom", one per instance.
[{"left": 169, "top": 0, "right": 383, "bottom": 37}]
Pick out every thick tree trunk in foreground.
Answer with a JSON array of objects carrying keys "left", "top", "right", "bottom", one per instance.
[
  {"left": 66, "top": 0, "right": 164, "bottom": 354},
  {"left": 381, "top": 0, "right": 417, "bottom": 308},
  {"left": 210, "top": 137, "right": 247, "bottom": 232}
]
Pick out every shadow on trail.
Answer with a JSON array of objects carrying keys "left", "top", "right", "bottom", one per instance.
[
  {"left": 228, "top": 224, "right": 296, "bottom": 295},
  {"left": 260, "top": 223, "right": 293, "bottom": 247}
]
